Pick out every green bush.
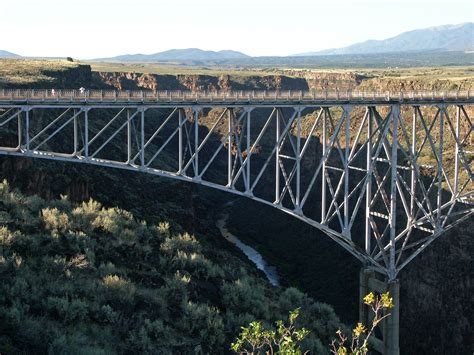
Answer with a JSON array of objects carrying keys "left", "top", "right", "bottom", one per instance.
[{"left": 0, "top": 181, "right": 344, "bottom": 353}]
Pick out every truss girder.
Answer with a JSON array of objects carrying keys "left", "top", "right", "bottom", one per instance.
[{"left": 0, "top": 101, "right": 472, "bottom": 280}]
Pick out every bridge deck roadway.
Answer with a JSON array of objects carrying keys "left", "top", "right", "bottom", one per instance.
[{"left": 0, "top": 89, "right": 473, "bottom": 106}]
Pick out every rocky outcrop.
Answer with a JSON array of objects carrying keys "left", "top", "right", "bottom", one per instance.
[
  {"left": 357, "top": 78, "right": 472, "bottom": 91},
  {"left": 94, "top": 69, "right": 472, "bottom": 93},
  {"left": 91, "top": 72, "right": 309, "bottom": 91},
  {"left": 276, "top": 70, "right": 366, "bottom": 90}
]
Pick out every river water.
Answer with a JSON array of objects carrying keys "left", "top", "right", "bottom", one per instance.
[{"left": 216, "top": 209, "right": 280, "bottom": 287}]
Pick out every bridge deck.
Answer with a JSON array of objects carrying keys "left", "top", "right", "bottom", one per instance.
[
  {"left": 0, "top": 89, "right": 472, "bottom": 281},
  {"left": 0, "top": 89, "right": 473, "bottom": 106}
]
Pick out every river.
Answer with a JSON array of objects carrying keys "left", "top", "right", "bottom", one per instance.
[{"left": 216, "top": 207, "right": 280, "bottom": 287}]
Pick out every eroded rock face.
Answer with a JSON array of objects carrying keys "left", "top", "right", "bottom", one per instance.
[
  {"left": 277, "top": 70, "right": 365, "bottom": 90},
  {"left": 93, "top": 69, "right": 473, "bottom": 93},
  {"left": 91, "top": 72, "right": 310, "bottom": 91},
  {"left": 357, "top": 78, "right": 473, "bottom": 91}
]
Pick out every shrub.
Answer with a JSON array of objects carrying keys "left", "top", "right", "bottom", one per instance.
[
  {"left": 160, "top": 233, "right": 201, "bottom": 254},
  {"left": 0, "top": 181, "right": 346, "bottom": 353},
  {"left": 179, "top": 301, "right": 225, "bottom": 350},
  {"left": 222, "top": 277, "right": 270, "bottom": 319},
  {"left": 231, "top": 308, "right": 310, "bottom": 354},
  {"left": 42, "top": 207, "right": 70, "bottom": 234},
  {"left": 102, "top": 274, "right": 137, "bottom": 303}
]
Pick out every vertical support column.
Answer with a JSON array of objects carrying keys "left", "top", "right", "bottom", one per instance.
[
  {"left": 453, "top": 105, "right": 460, "bottom": 196},
  {"left": 296, "top": 107, "right": 302, "bottom": 210},
  {"left": 194, "top": 107, "right": 199, "bottom": 178},
  {"left": 389, "top": 105, "right": 399, "bottom": 280},
  {"left": 178, "top": 108, "right": 183, "bottom": 174},
  {"left": 365, "top": 107, "right": 373, "bottom": 254},
  {"left": 73, "top": 109, "right": 78, "bottom": 155},
  {"left": 127, "top": 109, "right": 132, "bottom": 163},
  {"left": 436, "top": 105, "right": 444, "bottom": 224},
  {"left": 25, "top": 107, "right": 30, "bottom": 151},
  {"left": 275, "top": 108, "right": 280, "bottom": 203},
  {"left": 140, "top": 108, "right": 145, "bottom": 168},
  {"left": 84, "top": 108, "right": 89, "bottom": 159},
  {"left": 228, "top": 108, "right": 233, "bottom": 187},
  {"left": 410, "top": 107, "right": 417, "bottom": 221},
  {"left": 321, "top": 108, "right": 327, "bottom": 223},
  {"left": 344, "top": 105, "right": 351, "bottom": 234},
  {"left": 246, "top": 108, "right": 251, "bottom": 193},
  {"left": 384, "top": 280, "right": 400, "bottom": 355},
  {"left": 17, "top": 108, "right": 22, "bottom": 149}
]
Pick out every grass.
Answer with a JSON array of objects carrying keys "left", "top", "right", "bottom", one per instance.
[
  {"left": 1, "top": 58, "right": 473, "bottom": 87},
  {"left": 85, "top": 61, "right": 278, "bottom": 77},
  {"left": 0, "top": 59, "right": 81, "bottom": 87}
]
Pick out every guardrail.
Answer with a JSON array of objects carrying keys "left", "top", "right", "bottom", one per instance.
[{"left": 0, "top": 89, "right": 471, "bottom": 103}]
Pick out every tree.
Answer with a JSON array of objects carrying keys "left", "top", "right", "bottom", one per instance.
[
  {"left": 231, "top": 292, "right": 394, "bottom": 355},
  {"left": 330, "top": 292, "right": 394, "bottom": 355}
]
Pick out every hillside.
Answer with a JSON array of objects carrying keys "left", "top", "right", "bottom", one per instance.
[
  {"left": 0, "top": 180, "right": 343, "bottom": 353},
  {"left": 297, "top": 22, "right": 474, "bottom": 56}
]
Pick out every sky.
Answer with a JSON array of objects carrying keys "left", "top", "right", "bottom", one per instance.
[{"left": 1, "top": 0, "right": 473, "bottom": 58}]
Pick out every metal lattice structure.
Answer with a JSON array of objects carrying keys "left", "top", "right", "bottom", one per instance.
[{"left": 0, "top": 90, "right": 473, "bottom": 282}]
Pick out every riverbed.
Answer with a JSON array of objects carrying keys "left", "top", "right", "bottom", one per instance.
[{"left": 216, "top": 209, "right": 280, "bottom": 287}]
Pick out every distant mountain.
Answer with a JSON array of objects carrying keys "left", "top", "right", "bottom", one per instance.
[
  {"left": 0, "top": 50, "right": 21, "bottom": 58},
  {"left": 98, "top": 48, "right": 250, "bottom": 62},
  {"left": 295, "top": 22, "right": 474, "bottom": 56}
]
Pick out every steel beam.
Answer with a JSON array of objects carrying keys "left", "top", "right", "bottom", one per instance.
[{"left": 0, "top": 99, "right": 472, "bottom": 283}]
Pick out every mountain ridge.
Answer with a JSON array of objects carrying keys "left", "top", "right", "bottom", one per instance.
[
  {"left": 1, "top": 23, "right": 472, "bottom": 62},
  {"left": 295, "top": 22, "right": 474, "bottom": 56},
  {"left": 96, "top": 48, "right": 250, "bottom": 62},
  {"left": 0, "top": 50, "right": 21, "bottom": 58}
]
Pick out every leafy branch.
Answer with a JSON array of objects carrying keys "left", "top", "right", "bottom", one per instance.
[
  {"left": 231, "top": 308, "right": 310, "bottom": 354},
  {"left": 330, "top": 292, "right": 394, "bottom": 355}
]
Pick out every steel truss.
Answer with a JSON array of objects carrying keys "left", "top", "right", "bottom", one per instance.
[{"left": 0, "top": 99, "right": 472, "bottom": 281}]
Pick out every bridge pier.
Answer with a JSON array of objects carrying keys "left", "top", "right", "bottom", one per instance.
[{"left": 359, "top": 269, "right": 400, "bottom": 355}]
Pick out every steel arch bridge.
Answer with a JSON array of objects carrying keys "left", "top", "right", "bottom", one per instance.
[
  {"left": 1, "top": 89, "right": 473, "bottom": 354},
  {"left": 0, "top": 89, "right": 472, "bottom": 281}
]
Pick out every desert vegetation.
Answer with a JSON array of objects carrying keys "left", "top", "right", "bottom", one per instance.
[{"left": 0, "top": 180, "right": 345, "bottom": 353}]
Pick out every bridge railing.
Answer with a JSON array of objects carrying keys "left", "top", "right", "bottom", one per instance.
[{"left": 0, "top": 89, "right": 471, "bottom": 103}]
